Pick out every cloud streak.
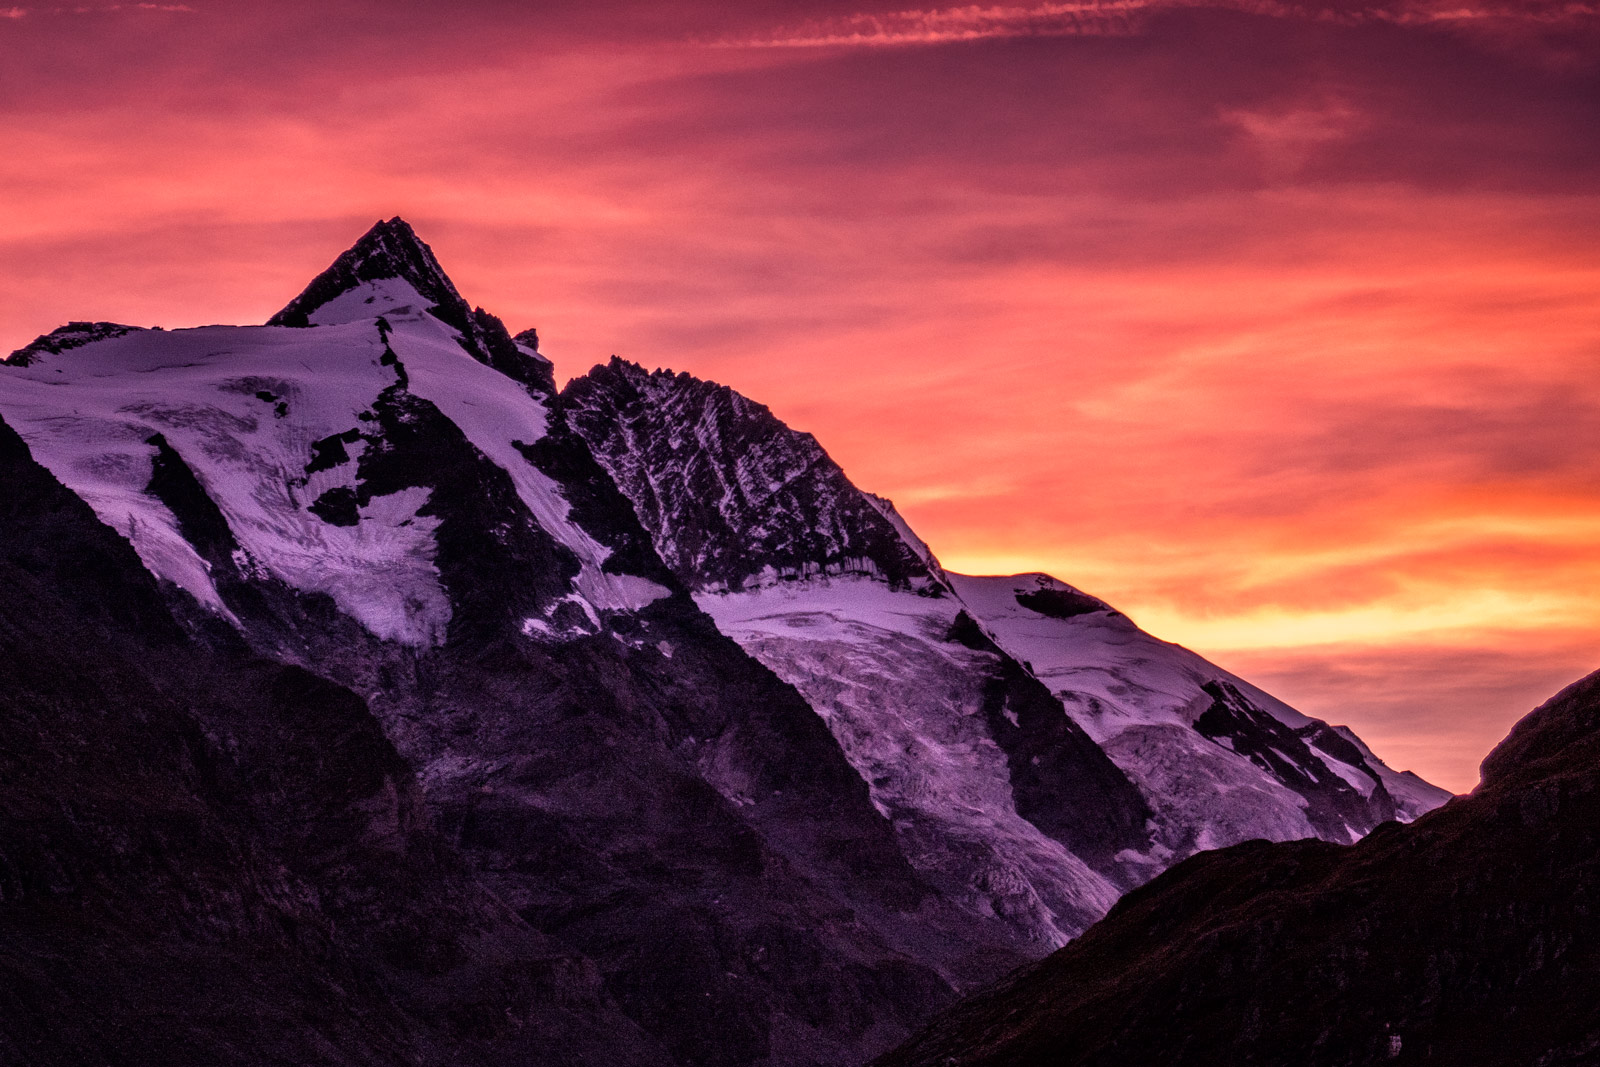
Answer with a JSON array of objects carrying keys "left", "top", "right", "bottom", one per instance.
[
  {"left": 718, "top": 3, "right": 1147, "bottom": 47},
  {"left": 0, "top": 3, "right": 192, "bottom": 16},
  {"left": 719, "top": 0, "right": 1600, "bottom": 49}
]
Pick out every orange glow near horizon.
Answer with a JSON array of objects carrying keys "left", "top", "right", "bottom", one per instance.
[{"left": 4, "top": 1, "right": 1599, "bottom": 794}]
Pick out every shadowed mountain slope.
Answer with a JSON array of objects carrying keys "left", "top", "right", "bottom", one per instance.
[{"left": 0, "top": 413, "right": 675, "bottom": 1067}]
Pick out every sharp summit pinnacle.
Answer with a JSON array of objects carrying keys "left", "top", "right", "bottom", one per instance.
[
  {"left": 267, "top": 217, "right": 552, "bottom": 393},
  {"left": 267, "top": 216, "right": 465, "bottom": 329}
]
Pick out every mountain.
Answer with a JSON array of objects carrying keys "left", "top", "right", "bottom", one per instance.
[
  {"left": 878, "top": 668, "right": 1600, "bottom": 1067},
  {"left": 563, "top": 359, "right": 1447, "bottom": 944},
  {"left": 0, "top": 220, "right": 991, "bottom": 1067},
  {"left": 563, "top": 359, "right": 1157, "bottom": 943},
  {"left": 0, "top": 218, "right": 1445, "bottom": 1065}
]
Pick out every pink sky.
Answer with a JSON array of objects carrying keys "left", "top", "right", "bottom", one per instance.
[{"left": 4, "top": 0, "right": 1599, "bottom": 792}]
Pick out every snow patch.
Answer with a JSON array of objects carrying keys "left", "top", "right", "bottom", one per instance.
[
  {"left": 950, "top": 573, "right": 1311, "bottom": 741},
  {"left": 0, "top": 322, "right": 450, "bottom": 644},
  {"left": 1314, "top": 749, "right": 1379, "bottom": 797},
  {"left": 308, "top": 277, "right": 433, "bottom": 327},
  {"left": 949, "top": 571, "right": 1381, "bottom": 852}
]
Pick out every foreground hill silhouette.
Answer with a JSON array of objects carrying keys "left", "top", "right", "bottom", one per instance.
[{"left": 879, "top": 668, "right": 1600, "bottom": 1066}]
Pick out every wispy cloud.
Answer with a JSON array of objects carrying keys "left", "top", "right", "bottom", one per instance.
[
  {"left": 718, "top": 2, "right": 1150, "bottom": 47},
  {"left": 0, "top": 2, "right": 193, "bottom": 17},
  {"left": 720, "top": 1, "right": 1600, "bottom": 49}
]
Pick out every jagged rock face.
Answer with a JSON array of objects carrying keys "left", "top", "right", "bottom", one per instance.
[
  {"left": 0, "top": 220, "right": 1007, "bottom": 1067},
  {"left": 562, "top": 358, "right": 1446, "bottom": 950},
  {"left": 565, "top": 359, "right": 936, "bottom": 593},
  {"left": 879, "top": 671, "right": 1600, "bottom": 1067}
]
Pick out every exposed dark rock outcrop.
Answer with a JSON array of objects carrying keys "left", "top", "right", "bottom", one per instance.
[
  {"left": 6, "top": 321, "right": 144, "bottom": 365},
  {"left": 1012, "top": 586, "right": 1109, "bottom": 620},
  {"left": 564, "top": 358, "right": 936, "bottom": 592},
  {"left": 1193, "top": 680, "right": 1395, "bottom": 842},
  {"left": 945, "top": 611, "right": 1153, "bottom": 873}
]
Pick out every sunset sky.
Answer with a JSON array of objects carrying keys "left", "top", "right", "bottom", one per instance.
[{"left": 4, "top": 0, "right": 1599, "bottom": 792}]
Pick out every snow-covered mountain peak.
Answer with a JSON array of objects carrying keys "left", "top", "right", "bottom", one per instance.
[
  {"left": 268, "top": 217, "right": 464, "bottom": 329},
  {"left": 0, "top": 254, "right": 670, "bottom": 650},
  {"left": 268, "top": 218, "right": 553, "bottom": 395}
]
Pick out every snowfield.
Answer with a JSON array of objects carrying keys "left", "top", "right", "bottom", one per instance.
[
  {"left": 950, "top": 572, "right": 1450, "bottom": 827},
  {"left": 0, "top": 278, "right": 666, "bottom": 647}
]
